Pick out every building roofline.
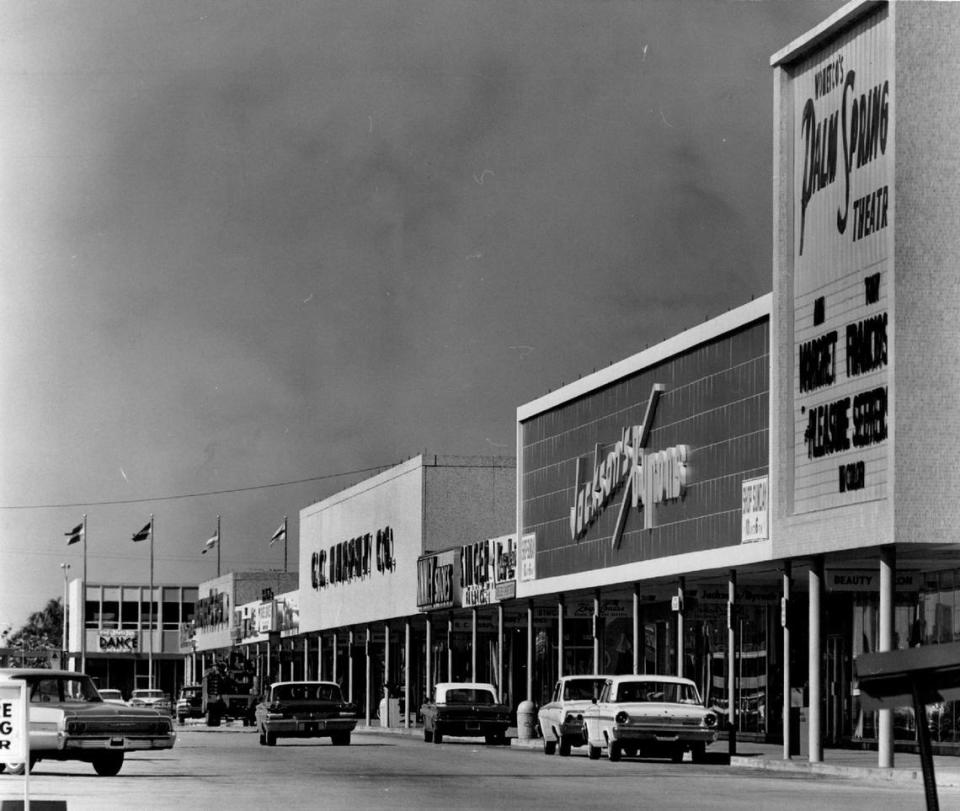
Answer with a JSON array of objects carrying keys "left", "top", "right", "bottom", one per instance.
[
  {"left": 770, "top": 0, "right": 884, "bottom": 68},
  {"left": 517, "top": 293, "right": 771, "bottom": 422}
]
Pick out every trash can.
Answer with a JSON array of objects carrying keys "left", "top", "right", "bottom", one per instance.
[
  {"left": 517, "top": 700, "right": 537, "bottom": 740},
  {"left": 788, "top": 706, "right": 801, "bottom": 756}
]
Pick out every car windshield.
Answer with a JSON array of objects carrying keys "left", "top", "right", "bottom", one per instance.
[
  {"left": 20, "top": 675, "right": 102, "bottom": 704},
  {"left": 563, "top": 679, "right": 606, "bottom": 701},
  {"left": 133, "top": 690, "right": 165, "bottom": 699},
  {"left": 613, "top": 681, "right": 701, "bottom": 704},
  {"left": 444, "top": 689, "right": 495, "bottom": 705},
  {"left": 273, "top": 683, "right": 342, "bottom": 702},
  {"left": 99, "top": 690, "right": 122, "bottom": 699}
]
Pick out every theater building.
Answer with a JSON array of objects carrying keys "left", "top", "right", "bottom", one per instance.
[{"left": 770, "top": 0, "right": 960, "bottom": 762}]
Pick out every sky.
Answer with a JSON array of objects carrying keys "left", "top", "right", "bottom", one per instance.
[{"left": 0, "top": 0, "right": 847, "bottom": 634}]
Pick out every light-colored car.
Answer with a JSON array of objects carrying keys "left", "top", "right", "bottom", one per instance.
[
  {"left": 538, "top": 675, "right": 609, "bottom": 756},
  {"left": 97, "top": 688, "right": 126, "bottom": 705},
  {"left": 255, "top": 681, "right": 357, "bottom": 746},
  {"left": 420, "top": 682, "right": 511, "bottom": 745},
  {"left": 582, "top": 675, "right": 718, "bottom": 762},
  {"left": 128, "top": 688, "right": 172, "bottom": 715},
  {"left": 0, "top": 668, "right": 176, "bottom": 776}
]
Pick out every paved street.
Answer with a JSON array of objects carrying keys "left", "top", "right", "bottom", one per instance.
[{"left": 2, "top": 725, "right": 958, "bottom": 811}]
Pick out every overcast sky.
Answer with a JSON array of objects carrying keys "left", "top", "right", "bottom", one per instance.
[{"left": 0, "top": 0, "right": 845, "bottom": 633}]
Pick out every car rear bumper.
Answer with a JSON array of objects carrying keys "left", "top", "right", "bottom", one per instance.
[
  {"left": 262, "top": 718, "right": 357, "bottom": 735},
  {"left": 435, "top": 720, "right": 509, "bottom": 737},
  {"left": 59, "top": 734, "right": 177, "bottom": 752}
]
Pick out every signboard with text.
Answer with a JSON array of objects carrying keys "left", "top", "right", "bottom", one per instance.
[
  {"left": 791, "top": 8, "right": 892, "bottom": 513},
  {"left": 0, "top": 681, "right": 27, "bottom": 763}
]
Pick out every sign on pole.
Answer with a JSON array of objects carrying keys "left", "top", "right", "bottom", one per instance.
[{"left": 0, "top": 680, "right": 27, "bottom": 762}]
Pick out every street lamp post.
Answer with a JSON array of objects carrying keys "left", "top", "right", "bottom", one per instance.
[{"left": 60, "top": 562, "right": 71, "bottom": 668}]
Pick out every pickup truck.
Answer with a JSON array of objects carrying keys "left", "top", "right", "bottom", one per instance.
[
  {"left": 420, "top": 682, "right": 511, "bottom": 745},
  {"left": 537, "top": 675, "right": 609, "bottom": 755}
]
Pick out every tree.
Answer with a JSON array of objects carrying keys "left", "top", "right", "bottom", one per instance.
[{"left": 1, "top": 597, "right": 63, "bottom": 668}]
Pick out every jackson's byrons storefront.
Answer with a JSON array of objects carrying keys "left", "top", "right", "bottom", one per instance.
[{"left": 186, "top": 0, "right": 960, "bottom": 765}]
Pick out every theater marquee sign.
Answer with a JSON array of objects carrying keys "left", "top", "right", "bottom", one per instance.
[{"left": 791, "top": 9, "right": 892, "bottom": 513}]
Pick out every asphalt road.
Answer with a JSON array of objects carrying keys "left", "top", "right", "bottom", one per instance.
[{"left": 1, "top": 725, "right": 956, "bottom": 811}]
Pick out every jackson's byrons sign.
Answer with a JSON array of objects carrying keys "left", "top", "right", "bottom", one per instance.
[{"left": 569, "top": 384, "right": 689, "bottom": 546}]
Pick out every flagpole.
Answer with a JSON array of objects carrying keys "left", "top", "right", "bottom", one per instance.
[
  {"left": 149, "top": 514, "right": 154, "bottom": 689},
  {"left": 81, "top": 514, "right": 87, "bottom": 673},
  {"left": 283, "top": 516, "right": 288, "bottom": 573},
  {"left": 216, "top": 514, "right": 221, "bottom": 578}
]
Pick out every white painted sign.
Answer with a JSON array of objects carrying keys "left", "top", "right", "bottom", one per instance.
[
  {"left": 0, "top": 681, "right": 27, "bottom": 762},
  {"left": 519, "top": 533, "right": 536, "bottom": 582},
  {"left": 791, "top": 7, "right": 893, "bottom": 513},
  {"left": 741, "top": 476, "right": 769, "bottom": 542}
]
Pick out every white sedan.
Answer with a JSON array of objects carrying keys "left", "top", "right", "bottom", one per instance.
[{"left": 582, "top": 675, "right": 718, "bottom": 763}]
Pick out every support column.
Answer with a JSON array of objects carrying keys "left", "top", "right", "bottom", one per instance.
[
  {"left": 677, "top": 577, "right": 685, "bottom": 679},
  {"left": 348, "top": 630, "right": 354, "bottom": 704},
  {"left": 809, "top": 557, "right": 823, "bottom": 763},
  {"left": 471, "top": 608, "right": 478, "bottom": 683},
  {"left": 633, "top": 584, "right": 640, "bottom": 675},
  {"left": 384, "top": 621, "right": 391, "bottom": 711},
  {"left": 497, "top": 604, "right": 504, "bottom": 704},
  {"left": 404, "top": 619, "right": 411, "bottom": 730},
  {"left": 879, "top": 546, "right": 896, "bottom": 768},
  {"left": 447, "top": 615, "right": 453, "bottom": 682},
  {"left": 526, "top": 600, "right": 534, "bottom": 702},
  {"left": 557, "top": 595, "right": 565, "bottom": 678},
  {"left": 365, "top": 626, "right": 371, "bottom": 727},
  {"left": 593, "top": 591, "right": 600, "bottom": 675},
  {"left": 425, "top": 617, "right": 433, "bottom": 699},
  {"left": 782, "top": 562, "right": 792, "bottom": 760},
  {"left": 317, "top": 634, "right": 323, "bottom": 681},
  {"left": 728, "top": 569, "right": 737, "bottom": 756},
  {"left": 332, "top": 632, "right": 339, "bottom": 689},
  {"left": 303, "top": 636, "right": 310, "bottom": 680}
]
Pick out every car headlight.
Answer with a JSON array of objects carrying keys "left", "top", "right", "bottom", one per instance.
[
  {"left": 703, "top": 712, "right": 717, "bottom": 728},
  {"left": 615, "top": 711, "right": 629, "bottom": 725}
]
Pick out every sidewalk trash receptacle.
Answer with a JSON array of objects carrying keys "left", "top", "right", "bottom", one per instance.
[
  {"left": 788, "top": 706, "right": 801, "bottom": 756},
  {"left": 517, "top": 700, "right": 537, "bottom": 740}
]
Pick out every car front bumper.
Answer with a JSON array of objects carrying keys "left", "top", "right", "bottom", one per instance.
[{"left": 610, "top": 726, "right": 718, "bottom": 745}]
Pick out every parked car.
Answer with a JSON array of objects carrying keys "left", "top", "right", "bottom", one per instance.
[
  {"left": 97, "top": 688, "right": 126, "bottom": 705},
  {"left": 175, "top": 684, "right": 203, "bottom": 725},
  {"left": 538, "top": 675, "right": 609, "bottom": 756},
  {"left": 0, "top": 668, "right": 176, "bottom": 776},
  {"left": 255, "top": 681, "right": 357, "bottom": 746},
  {"left": 128, "top": 688, "right": 172, "bottom": 715},
  {"left": 582, "top": 675, "right": 718, "bottom": 762},
  {"left": 420, "top": 682, "right": 511, "bottom": 745}
]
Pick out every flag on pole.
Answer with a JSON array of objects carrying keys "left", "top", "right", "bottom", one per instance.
[
  {"left": 65, "top": 522, "right": 85, "bottom": 546},
  {"left": 270, "top": 520, "right": 286, "bottom": 546},
  {"left": 132, "top": 520, "right": 152, "bottom": 542},
  {"left": 202, "top": 528, "right": 219, "bottom": 555}
]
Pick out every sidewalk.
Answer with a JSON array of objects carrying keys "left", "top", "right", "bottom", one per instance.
[{"left": 356, "top": 723, "right": 960, "bottom": 789}]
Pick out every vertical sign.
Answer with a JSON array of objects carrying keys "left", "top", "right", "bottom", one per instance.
[
  {"left": 0, "top": 680, "right": 28, "bottom": 765},
  {"left": 741, "top": 476, "right": 769, "bottom": 542},
  {"left": 518, "top": 533, "right": 537, "bottom": 583},
  {"left": 792, "top": 8, "right": 892, "bottom": 513}
]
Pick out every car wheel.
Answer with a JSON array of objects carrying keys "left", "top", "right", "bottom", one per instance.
[
  {"left": 265, "top": 731, "right": 277, "bottom": 746},
  {"left": 670, "top": 746, "right": 684, "bottom": 763},
  {"left": 587, "top": 742, "right": 601, "bottom": 760},
  {"left": 93, "top": 752, "right": 124, "bottom": 777},
  {"left": 543, "top": 738, "right": 557, "bottom": 755},
  {"left": 691, "top": 743, "right": 707, "bottom": 763},
  {"left": 331, "top": 732, "right": 351, "bottom": 746},
  {"left": 433, "top": 730, "right": 443, "bottom": 744},
  {"left": 558, "top": 738, "right": 571, "bottom": 757},
  {"left": 608, "top": 741, "right": 622, "bottom": 762},
  {"left": 206, "top": 709, "right": 221, "bottom": 728},
  {"left": 623, "top": 745, "right": 637, "bottom": 758},
  {"left": 423, "top": 728, "right": 433, "bottom": 743}
]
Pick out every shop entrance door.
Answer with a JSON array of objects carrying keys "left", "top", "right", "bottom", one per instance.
[{"left": 825, "top": 634, "right": 847, "bottom": 744}]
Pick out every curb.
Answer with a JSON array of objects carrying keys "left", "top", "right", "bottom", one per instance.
[{"left": 730, "top": 755, "right": 960, "bottom": 788}]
